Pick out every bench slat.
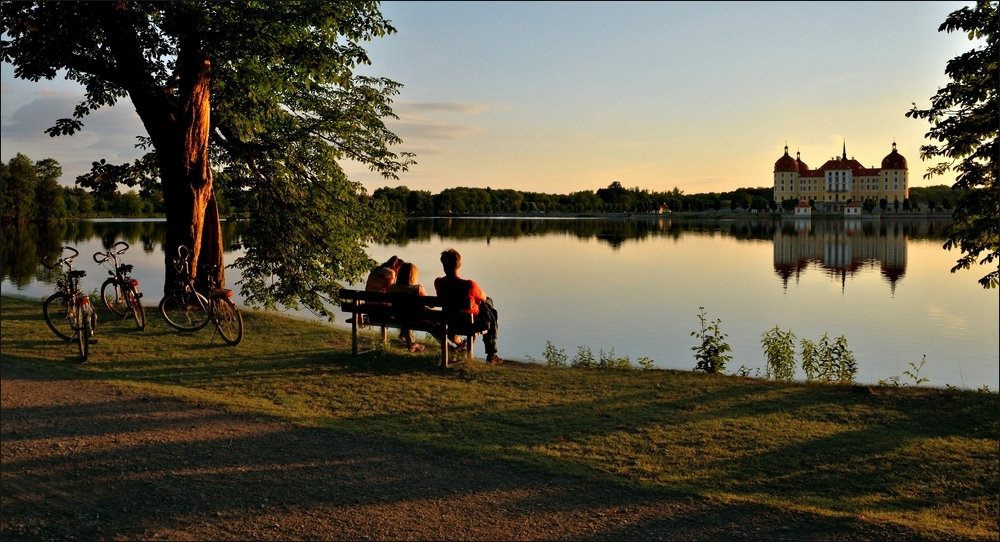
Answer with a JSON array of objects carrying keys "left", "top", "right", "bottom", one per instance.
[{"left": 339, "top": 288, "right": 481, "bottom": 368}]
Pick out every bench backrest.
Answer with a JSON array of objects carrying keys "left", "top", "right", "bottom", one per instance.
[{"left": 339, "top": 289, "right": 475, "bottom": 324}]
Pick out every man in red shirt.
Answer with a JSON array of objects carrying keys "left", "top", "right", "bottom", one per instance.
[{"left": 434, "top": 248, "right": 501, "bottom": 364}]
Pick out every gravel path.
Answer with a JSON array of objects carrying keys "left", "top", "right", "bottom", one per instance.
[{"left": 1, "top": 360, "right": 913, "bottom": 540}]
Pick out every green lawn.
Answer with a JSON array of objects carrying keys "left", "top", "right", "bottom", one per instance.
[{"left": 2, "top": 294, "right": 997, "bottom": 539}]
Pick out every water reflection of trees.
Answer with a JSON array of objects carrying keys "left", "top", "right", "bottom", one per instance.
[
  {"left": 4, "top": 217, "right": 952, "bottom": 287},
  {"left": 2, "top": 220, "right": 245, "bottom": 287},
  {"left": 390, "top": 217, "right": 795, "bottom": 249}
]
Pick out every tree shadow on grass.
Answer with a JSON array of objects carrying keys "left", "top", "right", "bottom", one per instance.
[{"left": 1, "top": 360, "right": 937, "bottom": 541}]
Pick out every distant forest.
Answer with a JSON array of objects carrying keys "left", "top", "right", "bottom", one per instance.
[{"left": 1, "top": 153, "right": 959, "bottom": 221}]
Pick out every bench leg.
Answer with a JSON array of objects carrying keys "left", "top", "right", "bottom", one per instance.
[
  {"left": 467, "top": 334, "right": 476, "bottom": 359},
  {"left": 351, "top": 312, "right": 359, "bottom": 356},
  {"left": 441, "top": 324, "right": 449, "bottom": 368}
]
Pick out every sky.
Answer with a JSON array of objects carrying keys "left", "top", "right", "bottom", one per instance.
[{"left": 0, "top": 1, "right": 976, "bottom": 195}]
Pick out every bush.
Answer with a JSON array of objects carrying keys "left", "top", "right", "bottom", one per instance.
[
  {"left": 801, "top": 333, "right": 857, "bottom": 384},
  {"left": 760, "top": 326, "right": 797, "bottom": 381},
  {"left": 691, "top": 307, "right": 732, "bottom": 374},
  {"left": 597, "top": 348, "right": 631, "bottom": 370},
  {"left": 542, "top": 341, "right": 568, "bottom": 367},
  {"left": 571, "top": 346, "right": 597, "bottom": 368}
]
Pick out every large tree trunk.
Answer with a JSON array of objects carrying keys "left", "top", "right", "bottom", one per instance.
[
  {"left": 100, "top": 2, "right": 225, "bottom": 294},
  {"left": 159, "top": 50, "right": 225, "bottom": 293}
]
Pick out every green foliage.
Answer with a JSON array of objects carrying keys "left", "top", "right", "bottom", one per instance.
[
  {"left": 543, "top": 342, "right": 651, "bottom": 370},
  {"left": 902, "top": 355, "right": 931, "bottom": 387},
  {"left": 879, "top": 355, "right": 932, "bottom": 387},
  {"left": 369, "top": 182, "right": 777, "bottom": 217},
  {"left": 760, "top": 326, "right": 797, "bottom": 381},
  {"left": 1, "top": 154, "right": 37, "bottom": 222},
  {"left": 2, "top": 2, "right": 414, "bottom": 319},
  {"left": 33, "top": 158, "right": 66, "bottom": 220},
  {"left": 800, "top": 339, "right": 820, "bottom": 381},
  {"left": 597, "top": 348, "right": 632, "bottom": 370},
  {"left": 800, "top": 333, "right": 857, "bottom": 384},
  {"left": 907, "top": 1, "right": 998, "bottom": 289},
  {"left": 570, "top": 346, "right": 597, "bottom": 368},
  {"left": 691, "top": 307, "right": 732, "bottom": 374},
  {"left": 542, "top": 341, "right": 568, "bottom": 368}
]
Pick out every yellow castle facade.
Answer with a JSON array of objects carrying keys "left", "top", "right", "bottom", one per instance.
[{"left": 773, "top": 142, "right": 909, "bottom": 210}]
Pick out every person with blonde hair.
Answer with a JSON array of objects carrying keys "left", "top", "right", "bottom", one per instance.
[
  {"left": 387, "top": 261, "right": 427, "bottom": 352},
  {"left": 365, "top": 255, "right": 402, "bottom": 293}
]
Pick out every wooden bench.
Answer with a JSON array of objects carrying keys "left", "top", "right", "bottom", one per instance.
[{"left": 339, "top": 289, "right": 485, "bottom": 368}]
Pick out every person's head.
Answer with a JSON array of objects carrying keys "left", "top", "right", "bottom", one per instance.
[
  {"left": 381, "top": 255, "right": 400, "bottom": 270},
  {"left": 396, "top": 262, "right": 419, "bottom": 285},
  {"left": 391, "top": 258, "right": 405, "bottom": 273},
  {"left": 440, "top": 249, "right": 461, "bottom": 275}
]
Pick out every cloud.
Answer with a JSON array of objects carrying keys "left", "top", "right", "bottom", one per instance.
[
  {"left": 819, "top": 72, "right": 858, "bottom": 86},
  {"left": 378, "top": 100, "right": 499, "bottom": 157},
  {"left": 393, "top": 101, "right": 502, "bottom": 115},
  {"left": 390, "top": 119, "right": 482, "bottom": 141},
  {"left": 1, "top": 91, "right": 79, "bottom": 139},
  {"left": 1, "top": 90, "right": 147, "bottom": 182}
]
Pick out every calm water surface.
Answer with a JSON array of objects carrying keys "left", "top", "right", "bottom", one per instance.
[{"left": 2, "top": 217, "right": 997, "bottom": 389}]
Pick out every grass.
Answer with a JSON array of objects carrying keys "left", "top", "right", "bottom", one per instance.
[{"left": 2, "top": 294, "right": 997, "bottom": 539}]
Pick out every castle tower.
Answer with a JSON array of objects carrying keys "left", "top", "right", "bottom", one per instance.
[
  {"left": 880, "top": 142, "right": 909, "bottom": 206},
  {"left": 773, "top": 144, "right": 800, "bottom": 203}
]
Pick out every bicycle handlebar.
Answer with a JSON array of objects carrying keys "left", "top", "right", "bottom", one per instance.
[
  {"left": 172, "top": 245, "right": 193, "bottom": 275},
  {"left": 42, "top": 246, "right": 80, "bottom": 270},
  {"left": 94, "top": 240, "right": 131, "bottom": 264}
]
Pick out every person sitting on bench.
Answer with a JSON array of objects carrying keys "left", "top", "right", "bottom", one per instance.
[
  {"left": 387, "top": 262, "right": 428, "bottom": 353},
  {"left": 366, "top": 255, "right": 402, "bottom": 293},
  {"left": 433, "top": 249, "right": 501, "bottom": 364}
]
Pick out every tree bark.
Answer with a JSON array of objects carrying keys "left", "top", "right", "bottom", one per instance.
[
  {"left": 98, "top": 2, "right": 225, "bottom": 293},
  {"left": 157, "top": 49, "right": 225, "bottom": 293}
]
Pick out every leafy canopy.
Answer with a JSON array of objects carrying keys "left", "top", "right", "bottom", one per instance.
[
  {"left": 2, "top": 2, "right": 415, "bottom": 317},
  {"left": 907, "top": 0, "right": 998, "bottom": 288}
]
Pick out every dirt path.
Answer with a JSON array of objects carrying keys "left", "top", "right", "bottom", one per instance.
[{"left": 1, "top": 360, "right": 912, "bottom": 541}]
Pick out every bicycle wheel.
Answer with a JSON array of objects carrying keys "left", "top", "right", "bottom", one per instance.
[
  {"left": 43, "top": 292, "right": 74, "bottom": 342},
  {"left": 77, "top": 304, "right": 90, "bottom": 362},
  {"left": 213, "top": 297, "right": 244, "bottom": 346},
  {"left": 159, "top": 289, "right": 210, "bottom": 331},
  {"left": 128, "top": 286, "right": 147, "bottom": 331},
  {"left": 101, "top": 278, "right": 127, "bottom": 318}
]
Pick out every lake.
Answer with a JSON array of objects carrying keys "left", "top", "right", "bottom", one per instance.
[{"left": 2, "top": 216, "right": 997, "bottom": 390}]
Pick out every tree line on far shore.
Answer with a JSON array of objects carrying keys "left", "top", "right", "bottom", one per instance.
[
  {"left": 2, "top": 151, "right": 960, "bottom": 222},
  {"left": 372, "top": 183, "right": 960, "bottom": 216}
]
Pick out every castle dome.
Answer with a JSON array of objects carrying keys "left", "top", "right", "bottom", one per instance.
[
  {"left": 881, "top": 142, "right": 907, "bottom": 170},
  {"left": 795, "top": 150, "right": 808, "bottom": 172},
  {"left": 775, "top": 145, "right": 799, "bottom": 172}
]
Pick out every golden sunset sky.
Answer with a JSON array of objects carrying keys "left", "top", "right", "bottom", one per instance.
[{"left": 1, "top": 1, "right": 976, "bottom": 194}]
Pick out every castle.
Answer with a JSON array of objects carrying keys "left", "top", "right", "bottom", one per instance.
[{"left": 773, "top": 142, "right": 909, "bottom": 211}]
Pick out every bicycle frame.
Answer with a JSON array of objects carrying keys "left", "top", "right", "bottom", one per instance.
[
  {"left": 42, "top": 246, "right": 95, "bottom": 360},
  {"left": 94, "top": 240, "right": 147, "bottom": 330},
  {"left": 159, "top": 246, "right": 242, "bottom": 344}
]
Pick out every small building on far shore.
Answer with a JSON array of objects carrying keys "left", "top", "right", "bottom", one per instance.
[
  {"left": 794, "top": 201, "right": 812, "bottom": 216},
  {"left": 845, "top": 201, "right": 862, "bottom": 216}
]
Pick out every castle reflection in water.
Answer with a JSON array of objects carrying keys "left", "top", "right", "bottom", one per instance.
[{"left": 774, "top": 218, "right": 907, "bottom": 292}]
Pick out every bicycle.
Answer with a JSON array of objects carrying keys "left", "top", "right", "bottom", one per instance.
[
  {"left": 41, "top": 246, "right": 96, "bottom": 361},
  {"left": 158, "top": 246, "right": 243, "bottom": 346},
  {"left": 94, "top": 241, "right": 147, "bottom": 330}
]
